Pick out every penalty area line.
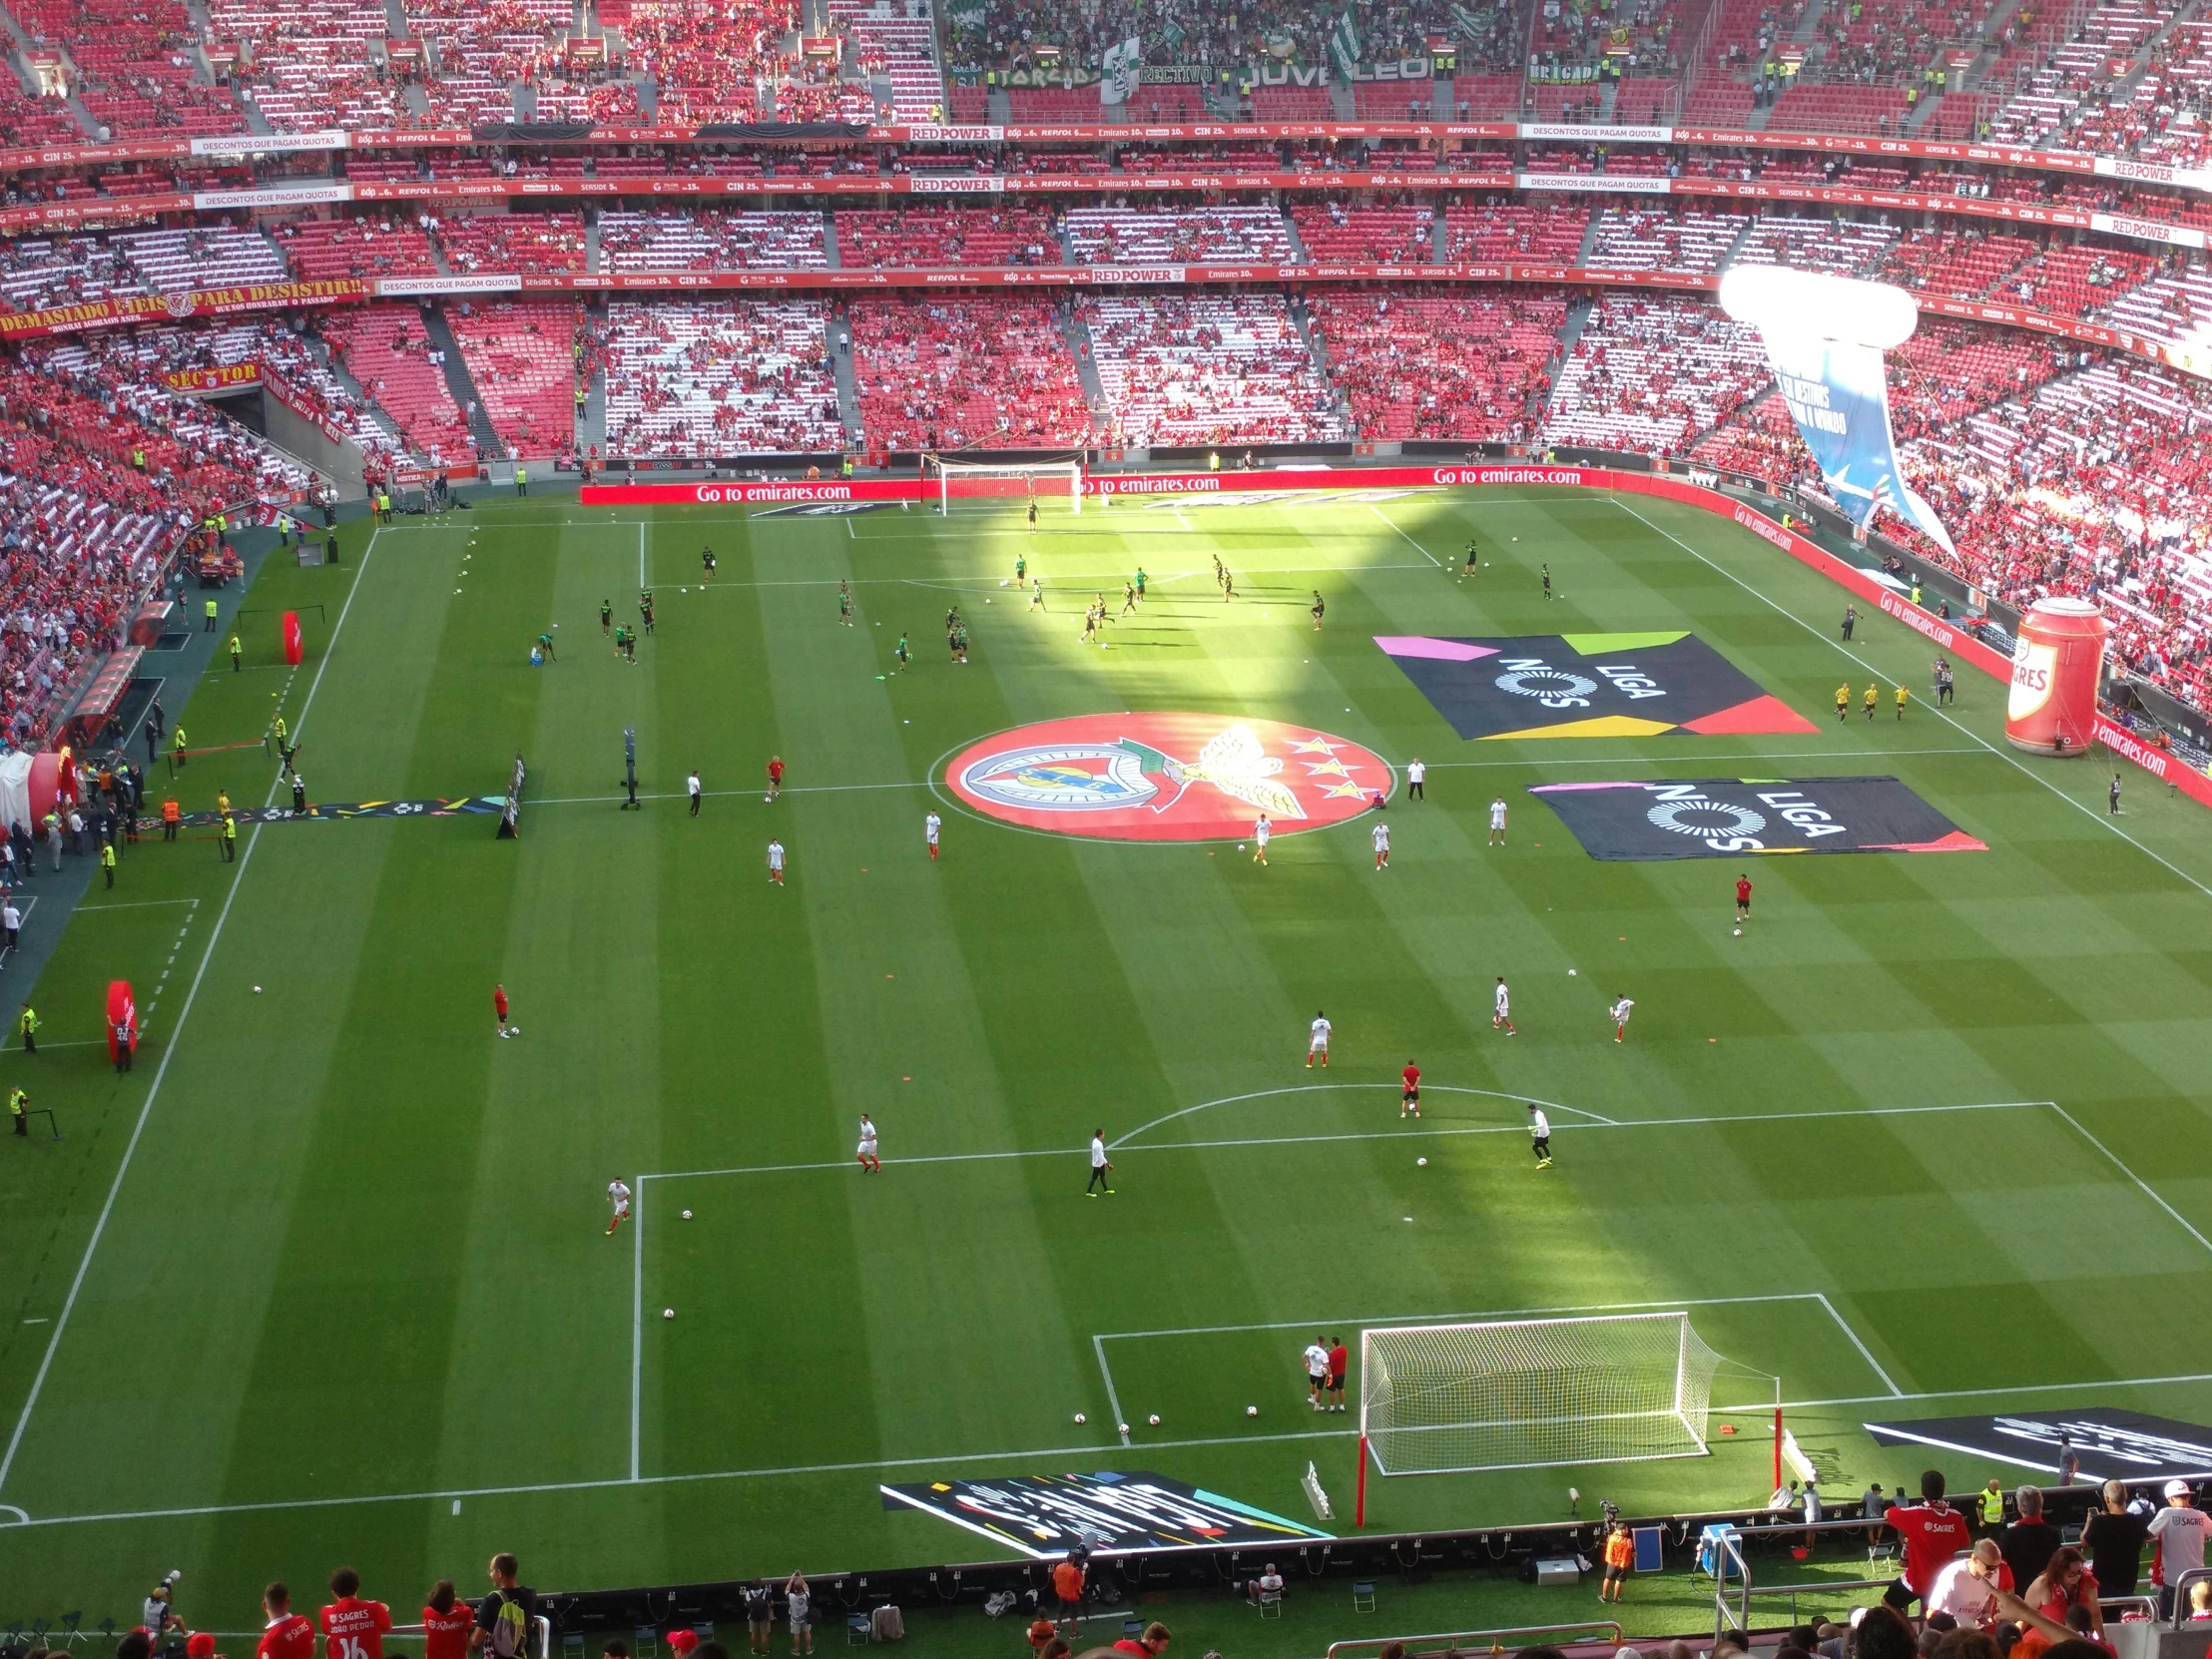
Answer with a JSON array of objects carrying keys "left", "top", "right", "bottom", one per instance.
[{"left": 18, "top": 1369, "right": 2212, "bottom": 1532}]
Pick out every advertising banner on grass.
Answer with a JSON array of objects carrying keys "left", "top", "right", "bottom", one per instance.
[
  {"left": 880, "top": 1470, "right": 1333, "bottom": 1555},
  {"left": 1527, "top": 777, "right": 1985, "bottom": 858},
  {"left": 1865, "top": 1407, "right": 2212, "bottom": 1481}
]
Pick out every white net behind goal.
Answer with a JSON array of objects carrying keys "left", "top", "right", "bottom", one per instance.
[
  {"left": 929, "top": 458, "right": 1083, "bottom": 514},
  {"left": 1361, "top": 1313, "right": 1721, "bottom": 1475}
]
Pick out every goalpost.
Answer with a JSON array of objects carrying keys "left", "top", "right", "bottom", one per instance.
[
  {"left": 1356, "top": 1312, "right": 1724, "bottom": 1524},
  {"left": 927, "top": 456, "right": 1083, "bottom": 516}
]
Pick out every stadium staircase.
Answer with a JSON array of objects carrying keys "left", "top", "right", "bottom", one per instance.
[
  {"left": 822, "top": 210, "right": 841, "bottom": 269},
  {"left": 987, "top": 84, "right": 1010, "bottom": 120},
  {"left": 1431, "top": 210, "right": 1449, "bottom": 262},
  {"left": 315, "top": 339, "right": 412, "bottom": 455},
  {"left": 420, "top": 304, "right": 507, "bottom": 461},
  {"left": 1542, "top": 298, "right": 1599, "bottom": 428},
  {"left": 826, "top": 310, "right": 862, "bottom": 448},
  {"left": 1573, "top": 211, "right": 1605, "bottom": 266},
  {"left": 1285, "top": 292, "right": 1356, "bottom": 435},
  {"left": 584, "top": 212, "right": 603, "bottom": 275},
  {"left": 1061, "top": 305, "right": 1110, "bottom": 427},
  {"left": 1279, "top": 206, "right": 1311, "bottom": 265},
  {"left": 577, "top": 307, "right": 607, "bottom": 456}
]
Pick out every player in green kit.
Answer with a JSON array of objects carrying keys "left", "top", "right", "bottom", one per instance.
[
  {"left": 1014, "top": 553, "right": 1026, "bottom": 587},
  {"left": 600, "top": 599, "right": 612, "bottom": 636},
  {"left": 639, "top": 590, "right": 655, "bottom": 635},
  {"left": 1028, "top": 577, "right": 1044, "bottom": 611},
  {"left": 838, "top": 583, "right": 853, "bottom": 625},
  {"left": 894, "top": 632, "right": 910, "bottom": 673},
  {"left": 1134, "top": 567, "right": 1146, "bottom": 603}
]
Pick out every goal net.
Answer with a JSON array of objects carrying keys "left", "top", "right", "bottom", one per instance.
[
  {"left": 928, "top": 457, "right": 1083, "bottom": 516},
  {"left": 1360, "top": 1313, "right": 1722, "bottom": 1476}
]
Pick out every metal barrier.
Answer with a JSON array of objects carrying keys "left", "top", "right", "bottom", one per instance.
[
  {"left": 2165, "top": 1566, "right": 2212, "bottom": 1629},
  {"left": 385, "top": 1618, "right": 551, "bottom": 1659},
  {"left": 1326, "top": 1622, "right": 1625, "bottom": 1659},
  {"left": 1712, "top": 1532, "right": 1897, "bottom": 1649}
]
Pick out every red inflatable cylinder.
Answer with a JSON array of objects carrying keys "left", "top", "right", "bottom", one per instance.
[
  {"left": 2006, "top": 597, "right": 2108, "bottom": 755},
  {"left": 106, "top": 980, "right": 136, "bottom": 1063},
  {"left": 27, "top": 751, "right": 58, "bottom": 824},
  {"left": 282, "top": 610, "right": 303, "bottom": 667}
]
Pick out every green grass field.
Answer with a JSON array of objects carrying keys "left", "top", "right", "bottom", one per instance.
[{"left": 3, "top": 482, "right": 2211, "bottom": 1633}]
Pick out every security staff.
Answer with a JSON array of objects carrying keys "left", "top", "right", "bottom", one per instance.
[
  {"left": 229, "top": 632, "right": 242, "bottom": 672},
  {"left": 1980, "top": 1479, "right": 2005, "bottom": 1536},
  {"left": 204, "top": 597, "right": 219, "bottom": 633},
  {"left": 100, "top": 838, "right": 116, "bottom": 888},
  {"left": 16, "top": 1001, "right": 36, "bottom": 1054},
  {"left": 220, "top": 813, "right": 238, "bottom": 862},
  {"left": 515, "top": 463, "right": 528, "bottom": 497},
  {"left": 9, "top": 1086, "right": 25, "bottom": 1135},
  {"left": 171, "top": 726, "right": 188, "bottom": 770},
  {"left": 161, "top": 797, "right": 180, "bottom": 840}
]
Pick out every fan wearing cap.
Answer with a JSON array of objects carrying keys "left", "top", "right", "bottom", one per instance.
[
  {"left": 668, "top": 1631, "right": 702, "bottom": 1659},
  {"left": 2151, "top": 1479, "right": 2208, "bottom": 1618},
  {"left": 188, "top": 1636, "right": 222, "bottom": 1659}
]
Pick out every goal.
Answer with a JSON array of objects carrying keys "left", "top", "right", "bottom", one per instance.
[
  {"left": 1357, "top": 1313, "right": 1722, "bottom": 1511},
  {"left": 928, "top": 456, "right": 1083, "bottom": 516}
]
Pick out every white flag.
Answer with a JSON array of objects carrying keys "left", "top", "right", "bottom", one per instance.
[{"left": 1101, "top": 37, "right": 1141, "bottom": 105}]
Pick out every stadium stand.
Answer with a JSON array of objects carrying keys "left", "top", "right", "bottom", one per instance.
[
  {"left": 1080, "top": 293, "right": 1347, "bottom": 447},
  {"left": 847, "top": 295, "right": 1092, "bottom": 451},
  {"left": 1724, "top": 217, "right": 1901, "bottom": 276},
  {"left": 599, "top": 211, "right": 830, "bottom": 273},
  {"left": 16, "top": 0, "right": 249, "bottom": 137},
  {"left": 276, "top": 218, "right": 441, "bottom": 281},
  {"left": 446, "top": 300, "right": 579, "bottom": 460},
  {"left": 1584, "top": 208, "right": 1753, "bottom": 275},
  {"left": 434, "top": 213, "right": 589, "bottom": 276},
  {"left": 619, "top": 0, "right": 795, "bottom": 123},
  {"left": 1290, "top": 202, "right": 1435, "bottom": 264},
  {"left": 1542, "top": 296, "right": 1768, "bottom": 451},
  {"left": 1064, "top": 206, "right": 1297, "bottom": 265},
  {"left": 1306, "top": 289, "right": 1562, "bottom": 442},
  {"left": 601, "top": 299, "right": 844, "bottom": 456},
  {"left": 1874, "top": 229, "right": 2039, "bottom": 300},
  {"left": 212, "top": 0, "right": 407, "bottom": 131},
  {"left": 827, "top": 0, "right": 945, "bottom": 123},
  {"left": 317, "top": 305, "right": 475, "bottom": 463},
  {"left": 831, "top": 208, "right": 1063, "bottom": 269},
  {"left": 1444, "top": 201, "right": 1592, "bottom": 262}
]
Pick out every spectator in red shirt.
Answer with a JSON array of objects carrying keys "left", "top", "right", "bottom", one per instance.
[
  {"left": 422, "top": 1584, "right": 472, "bottom": 1659},
  {"left": 321, "top": 1570, "right": 392, "bottom": 1659},
  {"left": 1049, "top": 1552, "right": 1085, "bottom": 1630},
  {"left": 1887, "top": 1470, "right": 1975, "bottom": 1612},
  {"left": 259, "top": 1586, "right": 318, "bottom": 1659},
  {"left": 1112, "top": 1623, "right": 1170, "bottom": 1659},
  {"left": 2026, "top": 1547, "right": 2104, "bottom": 1640}
]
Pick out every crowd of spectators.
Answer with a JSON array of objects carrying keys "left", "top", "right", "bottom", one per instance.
[
  {"left": 446, "top": 300, "right": 581, "bottom": 459},
  {"left": 847, "top": 295, "right": 1092, "bottom": 451},
  {"left": 599, "top": 211, "right": 829, "bottom": 273},
  {"left": 318, "top": 305, "right": 475, "bottom": 463},
  {"left": 1541, "top": 295, "right": 1769, "bottom": 451},
  {"left": 1080, "top": 293, "right": 1347, "bottom": 447},
  {"left": 435, "top": 213, "right": 588, "bottom": 276},
  {"left": 601, "top": 298, "right": 845, "bottom": 457},
  {"left": 833, "top": 208, "right": 1063, "bottom": 269},
  {"left": 1307, "top": 289, "right": 1561, "bottom": 441}
]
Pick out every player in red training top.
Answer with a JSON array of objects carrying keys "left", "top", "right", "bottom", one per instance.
[
  {"left": 321, "top": 1569, "right": 391, "bottom": 1659},
  {"left": 1400, "top": 1061, "right": 1421, "bottom": 1120},
  {"left": 258, "top": 1585, "right": 317, "bottom": 1659},
  {"left": 1885, "top": 1470, "right": 1974, "bottom": 1612},
  {"left": 1735, "top": 874, "right": 1753, "bottom": 923},
  {"left": 493, "top": 984, "right": 514, "bottom": 1039},
  {"left": 422, "top": 1584, "right": 472, "bottom": 1659},
  {"left": 767, "top": 756, "right": 785, "bottom": 801}
]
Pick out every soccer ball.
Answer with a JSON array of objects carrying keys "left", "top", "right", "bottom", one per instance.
[
  {"left": 765, "top": 794, "right": 773, "bottom": 802},
  {"left": 663, "top": 1308, "right": 674, "bottom": 1320},
  {"left": 1148, "top": 1414, "right": 1161, "bottom": 1426},
  {"left": 1734, "top": 927, "right": 1743, "bottom": 936},
  {"left": 1237, "top": 843, "right": 1245, "bottom": 850},
  {"left": 682, "top": 1209, "right": 694, "bottom": 1220},
  {"left": 1246, "top": 1405, "right": 1259, "bottom": 1417},
  {"left": 1074, "top": 1412, "right": 1086, "bottom": 1424},
  {"left": 1417, "top": 1157, "right": 1428, "bottom": 1167},
  {"left": 253, "top": 985, "right": 263, "bottom": 993},
  {"left": 1117, "top": 1422, "right": 1130, "bottom": 1434},
  {"left": 1568, "top": 968, "right": 1578, "bottom": 976}
]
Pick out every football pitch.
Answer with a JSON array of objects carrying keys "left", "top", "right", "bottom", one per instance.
[{"left": 3, "top": 482, "right": 2212, "bottom": 1622}]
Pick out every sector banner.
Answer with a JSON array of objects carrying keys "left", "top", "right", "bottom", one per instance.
[
  {"left": 880, "top": 1470, "right": 1334, "bottom": 1555},
  {"left": 1528, "top": 777, "right": 1985, "bottom": 858},
  {"left": 1375, "top": 632, "right": 1817, "bottom": 740},
  {"left": 1865, "top": 1408, "right": 2212, "bottom": 1482}
]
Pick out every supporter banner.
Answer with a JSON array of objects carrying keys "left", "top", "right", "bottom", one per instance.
[
  {"left": 1519, "top": 122, "right": 1674, "bottom": 143},
  {"left": 1529, "top": 776, "right": 1984, "bottom": 858},
  {"left": 0, "top": 276, "right": 371, "bottom": 339},
  {"left": 880, "top": 1470, "right": 1333, "bottom": 1555},
  {"left": 161, "top": 362, "right": 262, "bottom": 392},
  {"left": 1101, "top": 36, "right": 1141, "bottom": 106},
  {"left": 1375, "top": 631, "right": 1819, "bottom": 740},
  {"left": 1866, "top": 1408, "right": 2212, "bottom": 1481},
  {"left": 1517, "top": 171, "right": 1672, "bottom": 194}
]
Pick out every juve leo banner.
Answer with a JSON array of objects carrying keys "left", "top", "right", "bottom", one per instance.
[
  {"left": 1865, "top": 1408, "right": 2212, "bottom": 1482},
  {"left": 1376, "top": 632, "right": 1817, "bottom": 740},
  {"left": 1529, "top": 777, "right": 1986, "bottom": 858},
  {"left": 881, "top": 1470, "right": 1333, "bottom": 1556}
]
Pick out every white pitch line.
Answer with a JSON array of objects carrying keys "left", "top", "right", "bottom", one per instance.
[
  {"left": 1612, "top": 498, "right": 2212, "bottom": 901},
  {"left": 1094, "top": 1336, "right": 1131, "bottom": 1447},
  {"left": 0, "top": 528, "right": 382, "bottom": 1500},
  {"left": 1368, "top": 504, "right": 1442, "bottom": 567},
  {"left": 2047, "top": 1102, "right": 2212, "bottom": 1261},
  {"left": 1110, "top": 1083, "right": 1617, "bottom": 1150},
  {"left": 638, "top": 519, "right": 647, "bottom": 588},
  {"left": 630, "top": 1174, "right": 645, "bottom": 1481},
  {"left": 1814, "top": 1292, "right": 1902, "bottom": 1397},
  {"left": 75, "top": 898, "right": 202, "bottom": 912},
  {"left": 1421, "top": 748, "right": 1988, "bottom": 770},
  {"left": 17, "top": 1367, "right": 2212, "bottom": 1533},
  {"left": 1097, "top": 1291, "right": 1841, "bottom": 1345}
]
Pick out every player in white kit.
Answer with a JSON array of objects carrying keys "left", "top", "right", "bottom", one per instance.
[
  {"left": 1494, "top": 975, "right": 1516, "bottom": 1035},
  {"left": 1307, "top": 1010, "right": 1332, "bottom": 1068},
  {"left": 1526, "top": 1105, "right": 1552, "bottom": 1168},
  {"left": 1252, "top": 814, "right": 1271, "bottom": 865},
  {"left": 856, "top": 1113, "right": 880, "bottom": 1172},
  {"left": 1372, "top": 819, "right": 1390, "bottom": 869},
  {"left": 924, "top": 812, "right": 941, "bottom": 861},
  {"left": 606, "top": 1179, "right": 632, "bottom": 1236},
  {"left": 1406, "top": 758, "right": 1425, "bottom": 801},
  {"left": 1611, "top": 994, "right": 1634, "bottom": 1042},
  {"left": 1489, "top": 797, "right": 1508, "bottom": 845},
  {"left": 768, "top": 838, "right": 786, "bottom": 884}
]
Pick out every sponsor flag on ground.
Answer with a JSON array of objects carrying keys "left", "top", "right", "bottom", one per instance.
[
  {"left": 1101, "top": 36, "right": 1142, "bottom": 105},
  {"left": 1527, "top": 777, "right": 1985, "bottom": 860}
]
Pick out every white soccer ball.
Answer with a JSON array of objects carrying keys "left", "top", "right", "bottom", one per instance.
[
  {"left": 1734, "top": 927, "right": 1743, "bottom": 936},
  {"left": 254, "top": 985, "right": 263, "bottom": 993},
  {"left": 1417, "top": 1157, "right": 1428, "bottom": 1167},
  {"left": 1148, "top": 1414, "right": 1161, "bottom": 1425},
  {"left": 1512, "top": 536, "right": 1519, "bottom": 541},
  {"left": 1117, "top": 1422, "right": 1130, "bottom": 1434},
  {"left": 682, "top": 1209, "right": 693, "bottom": 1220},
  {"left": 663, "top": 1308, "right": 674, "bottom": 1320},
  {"left": 1246, "top": 1405, "right": 1259, "bottom": 1417},
  {"left": 1568, "top": 968, "right": 1578, "bottom": 976},
  {"left": 1238, "top": 843, "right": 1245, "bottom": 850},
  {"left": 999, "top": 578, "right": 1010, "bottom": 587},
  {"left": 765, "top": 794, "right": 772, "bottom": 802},
  {"left": 1074, "top": 1412, "right": 1086, "bottom": 1424}
]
